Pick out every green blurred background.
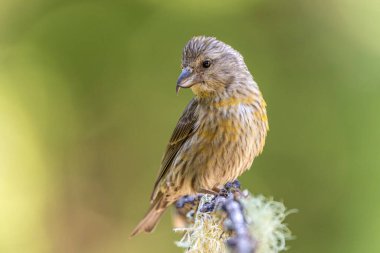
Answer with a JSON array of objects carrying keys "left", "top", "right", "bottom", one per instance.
[{"left": 1, "top": 0, "right": 380, "bottom": 252}]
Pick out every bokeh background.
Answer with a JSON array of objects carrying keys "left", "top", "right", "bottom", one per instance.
[{"left": 1, "top": 0, "right": 380, "bottom": 252}]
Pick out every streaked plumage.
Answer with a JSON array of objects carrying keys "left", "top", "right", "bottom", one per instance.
[{"left": 131, "top": 36, "right": 268, "bottom": 236}]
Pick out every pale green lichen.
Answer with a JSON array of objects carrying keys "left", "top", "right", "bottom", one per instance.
[
  {"left": 174, "top": 195, "right": 230, "bottom": 253},
  {"left": 241, "top": 193, "right": 295, "bottom": 253},
  {"left": 175, "top": 192, "right": 294, "bottom": 253}
]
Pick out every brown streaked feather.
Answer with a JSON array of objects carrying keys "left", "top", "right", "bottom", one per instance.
[{"left": 150, "top": 98, "right": 199, "bottom": 201}]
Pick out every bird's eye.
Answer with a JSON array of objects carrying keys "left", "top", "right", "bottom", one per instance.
[{"left": 202, "top": 60, "right": 211, "bottom": 68}]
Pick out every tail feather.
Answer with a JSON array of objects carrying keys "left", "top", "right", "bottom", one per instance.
[{"left": 130, "top": 196, "right": 168, "bottom": 237}]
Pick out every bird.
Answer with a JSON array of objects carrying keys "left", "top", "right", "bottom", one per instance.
[{"left": 131, "top": 36, "right": 268, "bottom": 236}]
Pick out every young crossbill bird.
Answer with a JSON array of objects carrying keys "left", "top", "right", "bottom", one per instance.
[{"left": 131, "top": 36, "right": 268, "bottom": 236}]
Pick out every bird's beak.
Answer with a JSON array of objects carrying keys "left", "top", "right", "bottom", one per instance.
[{"left": 176, "top": 67, "right": 194, "bottom": 94}]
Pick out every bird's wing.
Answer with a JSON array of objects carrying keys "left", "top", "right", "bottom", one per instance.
[{"left": 150, "top": 98, "right": 199, "bottom": 201}]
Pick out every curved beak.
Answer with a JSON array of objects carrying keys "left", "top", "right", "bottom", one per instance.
[{"left": 176, "top": 67, "right": 193, "bottom": 94}]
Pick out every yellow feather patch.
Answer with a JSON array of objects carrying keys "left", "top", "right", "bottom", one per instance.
[
  {"left": 197, "top": 119, "right": 241, "bottom": 142},
  {"left": 213, "top": 97, "right": 254, "bottom": 108}
]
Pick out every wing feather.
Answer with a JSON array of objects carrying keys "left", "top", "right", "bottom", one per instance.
[{"left": 150, "top": 98, "right": 199, "bottom": 201}]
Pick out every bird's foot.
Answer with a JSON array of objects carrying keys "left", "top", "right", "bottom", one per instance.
[{"left": 224, "top": 180, "right": 241, "bottom": 190}]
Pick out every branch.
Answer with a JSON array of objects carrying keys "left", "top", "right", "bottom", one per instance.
[{"left": 174, "top": 181, "right": 294, "bottom": 253}]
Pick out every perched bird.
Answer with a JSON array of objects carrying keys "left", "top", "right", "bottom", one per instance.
[{"left": 131, "top": 36, "right": 268, "bottom": 236}]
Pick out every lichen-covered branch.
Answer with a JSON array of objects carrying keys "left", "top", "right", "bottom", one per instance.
[{"left": 174, "top": 181, "right": 294, "bottom": 253}]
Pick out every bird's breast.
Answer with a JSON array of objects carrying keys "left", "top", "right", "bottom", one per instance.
[
  {"left": 171, "top": 96, "right": 268, "bottom": 193},
  {"left": 194, "top": 103, "right": 263, "bottom": 180}
]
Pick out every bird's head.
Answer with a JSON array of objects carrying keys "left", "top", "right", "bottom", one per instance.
[{"left": 176, "top": 36, "right": 252, "bottom": 98}]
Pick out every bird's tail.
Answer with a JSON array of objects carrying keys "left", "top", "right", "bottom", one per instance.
[{"left": 130, "top": 194, "right": 168, "bottom": 237}]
